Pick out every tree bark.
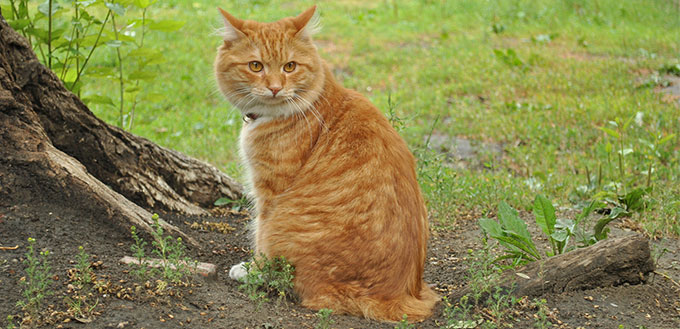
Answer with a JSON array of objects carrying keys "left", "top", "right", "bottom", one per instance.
[
  {"left": 0, "top": 12, "right": 243, "bottom": 246},
  {"left": 452, "top": 234, "right": 655, "bottom": 302}
]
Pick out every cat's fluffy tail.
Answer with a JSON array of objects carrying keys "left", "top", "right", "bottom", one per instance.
[{"left": 302, "top": 282, "right": 439, "bottom": 322}]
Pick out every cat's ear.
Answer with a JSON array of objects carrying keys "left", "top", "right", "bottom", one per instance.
[
  {"left": 218, "top": 8, "right": 246, "bottom": 42},
  {"left": 292, "top": 5, "right": 321, "bottom": 39}
]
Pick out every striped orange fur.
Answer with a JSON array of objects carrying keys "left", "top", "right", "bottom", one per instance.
[{"left": 214, "top": 6, "right": 438, "bottom": 322}]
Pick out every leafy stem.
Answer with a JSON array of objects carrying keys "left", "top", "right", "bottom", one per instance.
[
  {"left": 110, "top": 12, "right": 126, "bottom": 128},
  {"left": 69, "top": 10, "right": 112, "bottom": 91}
]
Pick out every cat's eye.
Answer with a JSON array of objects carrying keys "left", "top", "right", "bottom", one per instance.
[
  {"left": 248, "top": 61, "right": 263, "bottom": 72},
  {"left": 283, "top": 61, "right": 296, "bottom": 73}
]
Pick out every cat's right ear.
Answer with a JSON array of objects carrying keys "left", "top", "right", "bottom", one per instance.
[{"left": 218, "top": 8, "right": 246, "bottom": 42}]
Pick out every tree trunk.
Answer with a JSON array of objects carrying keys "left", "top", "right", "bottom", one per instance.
[
  {"left": 0, "top": 13, "right": 243, "bottom": 246},
  {"left": 452, "top": 234, "right": 655, "bottom": 302}
]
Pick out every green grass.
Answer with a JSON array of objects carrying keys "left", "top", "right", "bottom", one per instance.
[{"left": 76, "top": 0, "right": 678, "bottom": 236}]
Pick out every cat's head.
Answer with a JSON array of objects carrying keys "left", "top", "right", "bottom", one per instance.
[{"left": 214, "top": 6, "right": 324, "bottom": 120}]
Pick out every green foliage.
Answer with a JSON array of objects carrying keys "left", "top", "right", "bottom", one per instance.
[
  {"left": 127, "top": 214, "right": 196, "bottom": 284},
  {"left": 478, "top": 201, "right": 541, "bottom": 263},
  {"left": 74, "top": 246, "right": 93, "bottom": 287},
  {"left": 314, "top": 308, "right": 334, "bottom": 329},
  {"left": 5, "top": 315, "right": 16, "bottom": 329},
  {"left": 214, "top": 196, "right": 249, "bottom": 212},
  {"left": 238, "top": 254, "right": 295, "bottom": 310},
  {"left": 129, "top": 224, "right": 153, "bottom": 279},
  {"left": 16, "top": 238, "right": 54, "bottom": 320},
  {"left": 394, "top": 314, "right": 414, "bottom": 329},
  {"left": 531, "top": 298, "right": 550, "bottom": 329},
  {"left": 442, "top": 238, "right": 516, "bottom": 328},
  {"left": 4, "top": 0, "right": 183, "bottom": 130},
  {"left": 479, "top": 193, "right": 635, "bottom": 264},
  {"left": 65, "top": 246, "right": 99, "bottom": 322},
  {"left": 493, "top": 48, "right": 529, "bottom": 72}
]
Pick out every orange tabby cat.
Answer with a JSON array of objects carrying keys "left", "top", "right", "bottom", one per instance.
[{"left": 214, "top": 6, "right": 438, "bottom": 322}]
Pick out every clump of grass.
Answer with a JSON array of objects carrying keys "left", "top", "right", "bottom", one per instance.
[
  {"left": 238, "top": 254, "right": 295, "bottom": 310},
  {"left": 16, "top": 238, "right": 54, "bottom": 322},
  {"left": 315, "top": 308, "right": 334, "bottom": 329}
]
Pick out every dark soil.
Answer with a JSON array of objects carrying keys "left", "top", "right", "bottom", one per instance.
[{"left": 1, "top": 203, "right": 679, "bottom": 329}]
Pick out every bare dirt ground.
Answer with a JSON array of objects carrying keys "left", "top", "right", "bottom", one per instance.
[{"left": 1, "top": 202, "right": 679, "bottom": 328}]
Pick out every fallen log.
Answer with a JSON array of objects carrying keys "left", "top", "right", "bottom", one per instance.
[{"left": 452, "top": 234, "right": 655, "bottom": 302}]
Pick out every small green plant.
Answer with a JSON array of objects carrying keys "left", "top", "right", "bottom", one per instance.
[
  {"left": 16, "top": 238, "right": 54, "bottom": 321},
  {"left": 238, "top": 254, "right": 295, "bottom": 309},
  {"left": 315, "top": 308, "right": 334, "bottom": 329},
  {"left": 127, "top": 214, "right": 196, "bottom": 284},
  {"left": 443, "top": 237, "right": 516, "bottom": 328},
  {"left": 532, "top": 298, "right": 550, "bottom": 329},
  {"left": 485, "top": 286, "right": 517, "bottom": 328},
  {"left": 6, "top": 315, "right": 16, "bottom": 329},
  {"left": 478, "top": 201, "right": 541, "bottom": 263},
  {"left": 386, "top": 92, "right": 408, "bottom": 132},
  {"left": 130, "top": 225, "right": 152, "bottom": 279},
  {"left": 74, "top": 246, "right": 93, "bottom": 287},
  {"left": 493, "top": 48, "right": 529, "bottom": 72},
  {"left": 63, "top": 294, "right": 99, "bottom": 321},
  {"left": 479, "top": 194, "right": 622, "bottom": 264},
  {"left": 395, "top": 314, "right": 414, "bottom": 329},
  {"left": 149, "top": 214, "right": 193, "bottom": 283},
  {"left": 214, "top": 196, "right": 250, "bottom": 212}
]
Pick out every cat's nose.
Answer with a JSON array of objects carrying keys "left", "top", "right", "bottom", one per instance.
[{"left": 269, "top": 87, "right": 282, "bottom": 97}]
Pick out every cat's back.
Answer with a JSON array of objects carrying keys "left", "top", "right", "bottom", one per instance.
[{"left": 319, "top": 87, "right": 414, "bottom": 167}]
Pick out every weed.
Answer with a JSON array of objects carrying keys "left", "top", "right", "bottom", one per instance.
[
  {"left": 493, "top": 48, "right": 529, "bottom": 72},
  {"left": 443, "top": 236, "right": 512, "bottom": 328},
  {"left": 130, "top": 225, "right": 152, "bottom": 279},
  {"left": 315, "top": 308, "right": 334, "bottom": 329},
  {"left": 238, "top": 254, "right": 295, "bottom": 309},
  {"left": 16, "top": 238, "right": 54, "bottom": 321},
  {"left": 484, "top": 286, "right": 517, "bottom": 328},
  {"left": 127, "top": 214, "right": 197, "bottom": 285},
  {"left": 149, "top": 214, "right": 194, "bottom": 283},
  {"left": 395, "top": 314, "right": 414, "bottom": 329},
  {"left": 479, "top": 194, "right": 624, "bottom": 264},
  {"left": 386, "top": 92, "right": 408, "bottom": 132},
  {"left": 63, "top": 295, "right": 98, "bottom": 321},
  {"left": 531, "top": 298, "right": 550, "bottom": 329},
  {"left": 5, "top": 315, "right": 16, "bottom": 329},
  {"left": 74, "top": 246, "right": 93, "bottom": 287},
  {"left": 214, "top": 196, "right": 250, "bottom": 212},
  {"left": 478, "top": 201, "right": 542, "bottom": 263},
  {"left": 65, "top": 246, "right": 99, "bottom": 321}
]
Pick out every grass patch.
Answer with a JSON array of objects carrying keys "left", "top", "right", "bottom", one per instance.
[
  {"left": 238, "top": 254, "right": 295, "bottom": 310},
  {"left": 13, "top": 0, "right": 678, "bottom": 236}
]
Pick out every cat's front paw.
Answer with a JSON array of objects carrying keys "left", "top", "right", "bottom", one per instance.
[{"left": 229, "top": 261, "right": 248, "bottom": 281}]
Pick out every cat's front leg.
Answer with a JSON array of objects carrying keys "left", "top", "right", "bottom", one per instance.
[{"left": 229, "top": 216, "right": 264, "bottom": 281}]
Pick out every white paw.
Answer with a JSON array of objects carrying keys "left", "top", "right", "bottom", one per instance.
[{"left": 229, "top": 261, "right": 248, "bottom": 281}]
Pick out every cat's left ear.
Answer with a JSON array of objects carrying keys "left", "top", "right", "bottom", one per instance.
[
  {"left": 292, "top": 5, "right": 321, "bottom": 39},
  {"left": 218, "top": 8, "right": 246, "bottom": 42}
]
